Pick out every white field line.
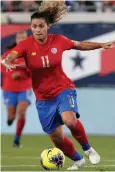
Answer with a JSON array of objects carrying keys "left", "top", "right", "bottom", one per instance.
[
  {"left": 1, "top": 164, "right": 115, "bottom": 168},
  {"left": 1, "top": 155, "right": 115, "bottom": 160},
  {"left": 1, "top": 155, "right": 115, "bottom": 162},
  {"left": 1, "top": 165, "right": 38, "bottom": 168},
  {"left": 2, "top": 155, "right": 39, "bottom": 159}
]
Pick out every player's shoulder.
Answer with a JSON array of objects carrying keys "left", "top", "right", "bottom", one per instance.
[
  {"left": 48, "top": 34, "right": 64, "bottom": 38},
  {"left": 26, "top": 35, "right": 33, "bottom": 41},
  {"left": 19, "top": 35, "right": 33, "bottom": 45},
  {"left": 48, "top": 34, "right": 66, "bottom": 42}
]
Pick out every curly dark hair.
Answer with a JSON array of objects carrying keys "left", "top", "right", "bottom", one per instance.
[{"left": 31, "top": 1, "right": 70, "bottom": 24}]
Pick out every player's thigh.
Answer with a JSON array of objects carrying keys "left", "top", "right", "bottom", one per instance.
[
  {"left": 57, "top": 89, "right": 80, "bottom": 127},
  {"left": 49, "top": 125, "right": 64, "bottom": 143},
  {"left": 17, "top": 89, "right": 32, "bottom": 105},
  {"left": 62, "top": 111, "right": 77, "bottom": 127},
  {"left": 3, "top": 91, "right": 17, "bottom": 119},
  {"left": 36, "top": 99, "right": 63, "bottom": 134},
  {"left": 17, "top": 90, "right": 32, "bottom": 118}
]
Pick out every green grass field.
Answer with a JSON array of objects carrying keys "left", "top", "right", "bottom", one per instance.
[{"left": 1, "top": 135, "right": 115, "bottom": 171}]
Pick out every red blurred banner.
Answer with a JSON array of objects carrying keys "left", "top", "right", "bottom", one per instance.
[
  {"left": 1, "top": 25, "right": 30, "bottom": 38},
  {"left": 100, "top": 48, "right": 115, "bottom": 75}
]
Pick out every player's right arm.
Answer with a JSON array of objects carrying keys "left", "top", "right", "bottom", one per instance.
[
  {"left": 1, "top": 41, "right": 27, "bottom": 71},
  {"left": 2, "top": 52, "right": 19, "bottom": 71}
]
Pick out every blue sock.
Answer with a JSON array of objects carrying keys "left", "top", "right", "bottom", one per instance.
[
  {"left": 71, "top": 152, "right": 83, "bottom": 161},
  {"left": 82, "top": 144, "right": 91, "bottom": 151},
  {"left": 14, "top": 135, "right": 20, "bottom": 144}
]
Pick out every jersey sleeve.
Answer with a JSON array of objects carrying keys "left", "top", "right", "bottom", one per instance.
[
  {"left": 59, "top": 35, "right": 74, "bottom": 51},
  {"left": 11, "top": 40, "right": 27, "bottom": 58}
]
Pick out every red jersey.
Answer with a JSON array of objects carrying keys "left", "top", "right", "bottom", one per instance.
[
  {"left": 12, "top": 34, "right": 75, "bottom": 100},
  {"left": 2, "top": 50, "right": 32, "bottom": 92}
]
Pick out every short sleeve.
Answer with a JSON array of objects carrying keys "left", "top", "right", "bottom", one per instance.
[
  {"left": 11, "top": 40, "right": 27, "bottom": 58},
  {"left": 59, "top": 35, "right": 74, "bottom": 51}
]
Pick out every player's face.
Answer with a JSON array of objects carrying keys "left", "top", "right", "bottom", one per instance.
[
  {"left": 31, "top": 18, "right": 48, "bottom": 41},
  {"left": 16, "top": 32, "right": 27, "bottom": 44}
]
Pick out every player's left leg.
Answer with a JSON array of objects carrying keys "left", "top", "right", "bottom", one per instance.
[
  {"left": 58, "top": 89, "right": 100, "bottom": 165},
  {"left": 13, "top": 90, "right": 31, "bottom": 147},
  {"left": 49, "top": 125, "right": 85, "bottom": 170}
]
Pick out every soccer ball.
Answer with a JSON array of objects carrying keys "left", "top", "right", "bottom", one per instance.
[{"left": 40, "top": 148, "right": 65, "bottom": 170}]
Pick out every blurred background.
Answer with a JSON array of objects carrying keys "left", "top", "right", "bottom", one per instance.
[
  {"left": 1, "top": 0, "right": 115, "bottom": 12},
  {"left": 1, "top": 1, "right": 115, "bottom": 171}
]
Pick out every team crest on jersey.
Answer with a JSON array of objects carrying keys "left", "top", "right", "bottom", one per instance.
[{"left": 51, "top": 48, "right": 57, "bottom": 54}]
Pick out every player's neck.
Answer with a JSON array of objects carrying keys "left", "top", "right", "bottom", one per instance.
[{"left": 34, "top": 36, "right": 48, "bottom": 45}]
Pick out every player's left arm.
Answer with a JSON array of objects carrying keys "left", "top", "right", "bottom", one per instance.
[{"left": 72, "top": 40, "right": 115, "bottom": 51}]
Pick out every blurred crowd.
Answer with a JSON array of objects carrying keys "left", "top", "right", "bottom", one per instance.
[
  {"left": 1, "top": 0, "right": 115, "bottom": 12},
  {"left": 1, "top": 1, "right": 42, "bottom": 12}
]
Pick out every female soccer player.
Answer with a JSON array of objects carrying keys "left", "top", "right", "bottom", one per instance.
[
  {"left": 1, "top": 1, "right": 115, "bottom": 169},
  {"left": 1, "top": 31, "right": 32, "bottom": 147}
]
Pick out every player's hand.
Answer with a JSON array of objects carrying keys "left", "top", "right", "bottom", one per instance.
[
  {"left": 1, "top": 59, "right": 19, "bottom": 71},
  {"left": 16, "top": 62, "right": 27, "bottom": 69},
  {"left": 12, "top": 72, "right": 21, "bottom": 80},
  {"left": 101, "top": 41, "right": 115, "bottom": 49}
]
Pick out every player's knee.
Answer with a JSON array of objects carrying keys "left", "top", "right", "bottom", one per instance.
[
  {"left": 50, "top": 133, "right": 64, "bottom": 144},
  {"left": 18, "top": 105, "right": 28, "bottom": 119},
  {"left": 8, "top": 114, "right": 16, "bottom": 123},
  {"left": 52, "top": 136, "right": 64, "bottom": 144},
  {"left": 64, "top": 119, "right": 77, "bottom": 130},
  {"left": 18, "top": 111, "right": 26, "bottom": 120}
]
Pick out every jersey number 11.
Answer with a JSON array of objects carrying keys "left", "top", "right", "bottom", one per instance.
[{"left": 41, "top": 56, "right": 50, "bottom": 68}]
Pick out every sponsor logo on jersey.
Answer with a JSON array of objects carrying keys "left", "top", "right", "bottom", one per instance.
[{"left": 51, "top": 48, "right": 57, "bottom": 54}]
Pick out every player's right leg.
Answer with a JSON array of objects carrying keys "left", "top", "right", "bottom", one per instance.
[
  {"left": 3, "top": 91, "right": 17, "bottom": 125},
  {"left": 36, "top": 99, "right": 85, "bottom": 170},
  {"left": 49, "top": 126, "right": 85, "bottom": 170},
  {"left": 13, "top": 90, "right": 31, "bottom": 147}
]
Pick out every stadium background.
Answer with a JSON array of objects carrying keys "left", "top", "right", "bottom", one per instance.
[{"left": 1, "top": 0, "right": 115, "bottom": 171}]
